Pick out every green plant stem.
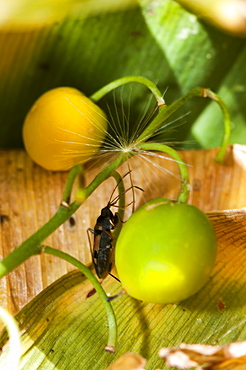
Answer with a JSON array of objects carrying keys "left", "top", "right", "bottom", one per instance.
[
  {"left": 76, "top": 153, "right": 127, "bottom": 202},
  {"left": 205, "top": 89, "right": 231, "bottom": 162},
  {"left": 0, "top": 81, "right": 231, "bottom": 278},
  {"left": 0, "top": 306, "right": 21, "bottom": 370},
  {"left": 62, "top": 164, "right": 83, "bottom": 204},
  {"left": 135, "top": 87, "right": 231, "bottom": 163},
  {"left": 137, "top": 142, "right": 190, "bottom": 204},
  {"left": 90, "top": 75, "right": 165, "bottom": 106},
  {"left": 42, "top": 246, "right": 117, "bottom": 352},
  {"left": 0, "top": 153, "right": 127, "bottom": 278}
]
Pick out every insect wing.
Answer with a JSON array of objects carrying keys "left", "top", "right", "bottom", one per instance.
[
  {"left": 96, "top": 229, "right": 114, "bottom": 278},
  {"left": 96, "top": 244, "right": 113, "bottom": 279},
  {"left": 87, "top": 227, "right": 101, "bottom": 272}
]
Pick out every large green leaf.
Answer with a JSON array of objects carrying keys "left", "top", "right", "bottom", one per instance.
[{"left": 0, "top": 0, "right": 245, "bottom": 148}]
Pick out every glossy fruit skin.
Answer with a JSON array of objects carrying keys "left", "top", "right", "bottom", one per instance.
[
  {"left": 23, "top": 87, "right": 107, "bottom": 171},
  {"left": 115, "top": 198, "right": 217, "bottom": 304}
]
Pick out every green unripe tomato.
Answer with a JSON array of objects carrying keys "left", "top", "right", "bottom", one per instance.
[
  {"left": 23, "top": 87, "right": 107, "bottom": 171},
  {"left": 115, "top": 198, "right": 217, "bottom": 304}
]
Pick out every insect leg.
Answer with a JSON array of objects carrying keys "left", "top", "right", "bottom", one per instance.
[{"left": 87, "top": 228, "right": 95, "bottom": 256}]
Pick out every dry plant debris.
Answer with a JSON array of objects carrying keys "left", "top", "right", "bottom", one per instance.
[
  {"left": 159, "top": 341, "right": 246, "bottom": 369},
  {"left": 106, "top": 342, "right": 246, "bottom": 370}
]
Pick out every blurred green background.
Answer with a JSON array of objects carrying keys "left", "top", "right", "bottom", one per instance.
[{"left": 0, "top": 0, "right": 245, "bottom": 149}]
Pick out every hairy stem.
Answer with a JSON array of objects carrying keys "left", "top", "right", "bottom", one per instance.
[{"left": 43, "top": 246, "right": 117, "bottom": 352}]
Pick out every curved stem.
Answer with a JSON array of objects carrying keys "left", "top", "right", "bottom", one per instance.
[
  {"left": 137, "top": 142, "right": 190, "bottom": 203},
  {"left": 0, "top": 306, "right": 21, "bottom": 370},
  {"left": 0, "top": 153, "right": 127, "bottom": 278},
  {"left": 90, "top": 76, "right": 165, "bottom": 106},
  {"left": 204, "top": 89, "right": 231, "bottom": 162},
  {"left": 0, "top": 81, "right": 231, "bottom": 279},
  {"left": 42, "top": 246, "right": 117, "bottom": 352},
  {"left": 62, "top": 164, "right": 83, "bottom": 204},
  {"left": 135, "top": 87, "right": 231, "bottom": 163}
]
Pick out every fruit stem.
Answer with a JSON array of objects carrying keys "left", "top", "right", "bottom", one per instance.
[
  {"left": 136, "top": 142, "right": 190, "bottom": 204},
  {"left": 42, "top": 246, "right": 117, "bottom": 352},
  {"left": 204, "top": 89, "right": 231, "bottom": 162},
  {"left": 62, "top": 164, "right": 83, "bottom": 204},
  {"left": 135, "top": 87, "right": 231, "bottom": 163},
  {"left": 90, "top": 76, "right": 165, "bottom": 106}
]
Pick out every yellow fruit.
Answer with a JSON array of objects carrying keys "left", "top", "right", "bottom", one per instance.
[{"left": 23, "top": 87, "right": 107, "bottom": 171}]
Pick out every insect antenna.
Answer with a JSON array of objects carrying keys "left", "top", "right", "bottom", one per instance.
[
  {"left": 109, "top": 184, "right": 144, "bottom": 208},
  {"left": 108, "top": 170, "right": 133, "bottom": 206},
  {"left": 108, "top": 273, "right": 121, "bottom": 282}
]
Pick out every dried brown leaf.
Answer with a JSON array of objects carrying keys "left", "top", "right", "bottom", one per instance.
[
  {"left": 212, "top": 356, "right": 246, "bottom": 370},
  {"left": 159, "top": 341, "right": 246, "bottom": 369}
]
